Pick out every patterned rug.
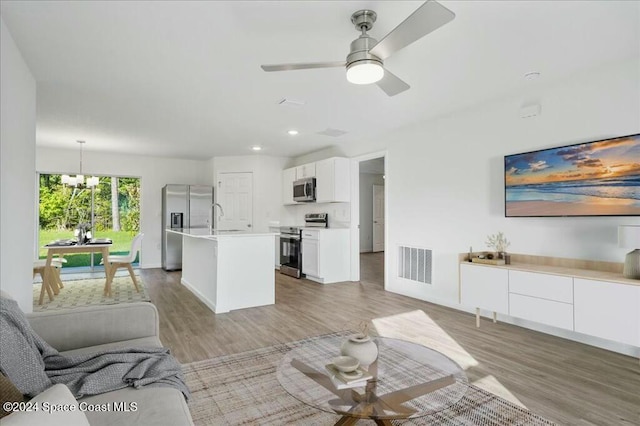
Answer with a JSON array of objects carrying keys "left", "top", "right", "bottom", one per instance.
[
  {"left": 32, "top": 275, "right": 150, "bottom": 312},
  {"left": 183, "top": 332, "right": 555, "bottom": 425}
]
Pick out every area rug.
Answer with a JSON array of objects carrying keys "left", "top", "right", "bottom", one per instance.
[
  {"left": 32, "top": 275, "right": 151, "bottom": 312},
  {"left": 183, "top": 332, "right": 555, "bottom": 425}
]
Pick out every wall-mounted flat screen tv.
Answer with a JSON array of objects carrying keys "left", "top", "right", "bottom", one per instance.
[{"left": 505, "top": 133, "right": 640, "bottom": 217}]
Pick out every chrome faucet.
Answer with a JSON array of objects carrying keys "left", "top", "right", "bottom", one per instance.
[{"left": 209, "top": 203, "right": 225, "bottom": 232}]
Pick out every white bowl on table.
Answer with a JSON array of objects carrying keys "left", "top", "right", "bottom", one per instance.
[{"left": 331, "top": 355, "right": 360, "bottom": 373}]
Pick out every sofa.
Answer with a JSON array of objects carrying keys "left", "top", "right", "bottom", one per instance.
[{"left": 1, "top": 293, "right": 193, "bottom": 426}]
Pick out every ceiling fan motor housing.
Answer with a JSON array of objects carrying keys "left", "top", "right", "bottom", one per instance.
[
  {"left": 347, "top": 10, "right": 383, "bottom": 69},
  {"left": 347, "top": 34, "right": 382, "bottom": 68}
]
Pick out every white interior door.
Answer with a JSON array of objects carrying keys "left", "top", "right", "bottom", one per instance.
[
  {"left": 217, "top": 172, "right": 253, "bottom": 230},
  {"left": 373, "top": 184, "right": 385, "bottom": 252}
]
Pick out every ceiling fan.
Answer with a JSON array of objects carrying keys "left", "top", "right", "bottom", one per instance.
[{"left": 260, "top": 0, "right": 455, "bottom": 97}]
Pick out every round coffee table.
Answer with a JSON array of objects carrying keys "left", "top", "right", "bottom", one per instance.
[{"left": 276, "top": 335, "right": 469, "bottom": 425}]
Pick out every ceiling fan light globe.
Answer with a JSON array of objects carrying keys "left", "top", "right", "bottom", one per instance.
[{"left": 346, "top": 62, "right": 384, "bottom": 85}]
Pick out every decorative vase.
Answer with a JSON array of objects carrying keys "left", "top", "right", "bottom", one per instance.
[{"left": 340, "top": 334, "right": 378, "bottom": 367}]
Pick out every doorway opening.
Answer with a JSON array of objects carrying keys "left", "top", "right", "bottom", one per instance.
[
  {"left": 357, "top": 156, "right": 385, "bottom": 287},
  {"left": 37, "top": 173, "right": 141, "bottom": 272}
]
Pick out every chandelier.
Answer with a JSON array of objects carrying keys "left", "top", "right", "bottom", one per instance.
[{"left": 61, "top": 140, "right": 99, "bottom": 188}]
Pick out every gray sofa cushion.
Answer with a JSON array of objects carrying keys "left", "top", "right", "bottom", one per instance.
[
  {"left": 80, "top": 386, "right": 193, "bottom": 426},
  {"left": 2, "top": 384, "right": 90, "bottom": 426},
  {"left": 60, "top": 337, "right": 162, "bottom": 358},
  {"left": 27, "top": 303, "right": 159, "bottom": 352}
]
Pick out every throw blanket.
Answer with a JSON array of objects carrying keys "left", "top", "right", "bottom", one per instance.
[{"left": 0, "top": 297, "right": 190, "bottom": 400}]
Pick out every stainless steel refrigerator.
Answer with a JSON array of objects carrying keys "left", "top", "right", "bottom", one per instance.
[{"left": 162, "top": 184, "right": 213, "bottom": 271}]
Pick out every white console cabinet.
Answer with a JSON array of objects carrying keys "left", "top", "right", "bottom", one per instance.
[
  {"left": 459, "top": 256, "right": 640, "bottom": 356},
  {"left": 460, "top": 264, "right": 508, "bottom": 324},
  {"left": 574, "top": 278, "right": 640, "bottom": 347},
  {"left": 508, "top": 270, "right": 574, "bottom": 330}
]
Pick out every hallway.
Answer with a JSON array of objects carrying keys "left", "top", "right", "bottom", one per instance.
[{"left": 360, "top": 251, "right": 384, "bottom": 287}]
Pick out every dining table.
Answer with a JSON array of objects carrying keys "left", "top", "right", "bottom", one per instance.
[{"left": 42, "top": 242, "right": 116, "bottom": 302}]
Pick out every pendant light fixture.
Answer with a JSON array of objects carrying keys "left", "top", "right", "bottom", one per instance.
[{"left": 61, "top": 140, "right": 99, "bottom": 188}]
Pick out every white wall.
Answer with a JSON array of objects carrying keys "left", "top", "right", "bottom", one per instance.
[
  {"left": 1, "top": 18, "right": 37, "bottom": 312},
  {"left": 384, "top": 58, "right": 640, "bottom": 305},
  {"left": 359, "top": 173, "right": 385, "bottom": 252},
  {"left": 36, "top": 147, "right": 210, "bottom": 268},
  {"left": 294, "top": 58, "right": 640, "bottom": 307},
  {"left": 212, "top": 155, "right": 291, "bottom": 232}
]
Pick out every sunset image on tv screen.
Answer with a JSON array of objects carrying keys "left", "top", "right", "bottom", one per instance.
[{"left": 505, "top": 134, "right": 640, "bottom": 217}]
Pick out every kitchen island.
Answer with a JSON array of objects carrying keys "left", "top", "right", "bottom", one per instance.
[{"left": 166, "top": 228, "right": 277, "bottom": 313}]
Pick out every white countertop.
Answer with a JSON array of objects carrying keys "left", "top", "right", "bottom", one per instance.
[
  {"left": 301, "top": 227, "right": 349, "bottom": 230},
  {"left": 166, "top": 228, "right": 278, "bottom": 239}
]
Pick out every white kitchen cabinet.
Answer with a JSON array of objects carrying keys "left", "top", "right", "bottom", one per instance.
[
  {"left": 296, "top": 163, "right": 316, "bottom": 179},
  {"left": 282, "top": 167, "right": 297, "bottom": 205},
  {"left": 301, "top": 231, "right": 320, "bottom": 278},
  {"left": 301, "top": 228, "right": 350, "bottom": 284},
  {"left": 460, "top": 263, "right": 509, "bottom": 315},
  {"left": 315, "top": 157, "right": 350, "bottom": 203},
  {"left": 574, "top": 278, "right": 640, "bottom": 347}
]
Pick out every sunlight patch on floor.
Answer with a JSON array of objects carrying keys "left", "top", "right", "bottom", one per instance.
[
  {"left": 372, "top": 309, "right": 478, "bottom": 370},
  {"left": 472, "top": 375, "right": 526, "bottom": 408},
  {"left": 372, "top": 309, "right": 530, "bottom": 411}
]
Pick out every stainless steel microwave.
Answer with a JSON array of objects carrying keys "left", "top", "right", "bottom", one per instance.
[{"left": 293, "top": 177, "right": 316, "bottom": 202}]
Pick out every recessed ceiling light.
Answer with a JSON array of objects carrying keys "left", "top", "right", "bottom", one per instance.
[
  {"left": 251, "top": 146, "right": 262, "bottom": 151},
  {"left": 287, "top": 130, "right": 299, "bottom": 136}
]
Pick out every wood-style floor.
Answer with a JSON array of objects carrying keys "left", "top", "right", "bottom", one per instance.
[{"left": 141, "top": 252, "right": 639, "bottom": 425}]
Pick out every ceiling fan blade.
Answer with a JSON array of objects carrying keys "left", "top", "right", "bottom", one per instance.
[
  {"left": 369, "top": 0, "right": 455, "bottom": 60},
  {"left": 261, "top": 61, "right": 345, "bottom": 72},
  {"left": 376, "top": 68, "right": 410, "bottom": 97}
]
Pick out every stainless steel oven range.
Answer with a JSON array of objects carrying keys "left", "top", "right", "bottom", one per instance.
[
  {"left": 279, "top": 226, "right": 302, "bottom": 278},
  {"left": 279, "top": 214, "right": 328, "bottom": 279}
]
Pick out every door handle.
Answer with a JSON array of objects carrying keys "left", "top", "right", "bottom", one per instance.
[{"left": 247, "top": 224, "right": 252, "bottom": 228}]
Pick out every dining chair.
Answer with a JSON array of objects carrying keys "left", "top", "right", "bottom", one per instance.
[
  {"left": 33, "top": 259, "right": 64, "bottom": 305},
  {"left": 101, "top": 233, "right": 144, "bottom": 294}
]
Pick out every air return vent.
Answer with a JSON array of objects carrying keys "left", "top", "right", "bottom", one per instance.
[
  {"left": 278, "top": 98, "right": 305, "bottom": 108},
  {"left": 398, "top": 246, "right": 432, "bottom": 284},
  {"left": 317, "top": 128, "right": 348, "bottom": 137}
]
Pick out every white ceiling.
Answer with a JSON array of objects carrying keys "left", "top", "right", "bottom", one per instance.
[{"left": 1, "top": 1, "right": 638, "bottom": 160}]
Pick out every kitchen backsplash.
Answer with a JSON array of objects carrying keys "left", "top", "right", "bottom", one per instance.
[{"left": 282, "top": 202, "right": 351, "bottom": 228}]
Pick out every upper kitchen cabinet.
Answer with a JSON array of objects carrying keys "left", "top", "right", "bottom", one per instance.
[
  {"left": 316, "top": 157, "right": 350, "bottom": 203},
  {"left": 296, "top": 163, "right": 316, "bottom": 179},
  {"left": 282, "top": 167, "right": 297, "bottom": 205}
]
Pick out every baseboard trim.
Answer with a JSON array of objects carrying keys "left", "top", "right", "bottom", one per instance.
[{"left": 180, "top": 277, "right": 219, "bottom": 313}]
